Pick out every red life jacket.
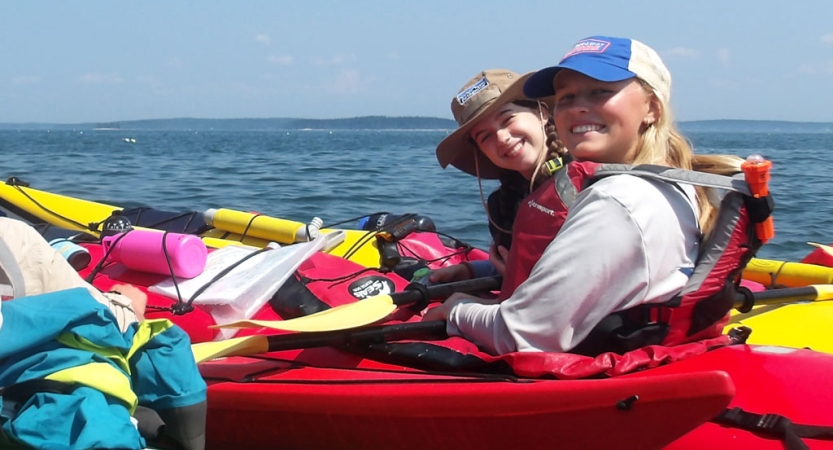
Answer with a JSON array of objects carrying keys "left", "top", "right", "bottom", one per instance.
[
  {"left": 572, "top": 164, "right": 771, "bottom": 356},
  {"left": 498, "top": 160, "right": 600, "bottom": 300},
  {"left": 497, "top": 162, "right": 772, "bottom": 355}
]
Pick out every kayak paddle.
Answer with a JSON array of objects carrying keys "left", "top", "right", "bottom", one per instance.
[
  {"left": 211, "top": 275, "right": 501, "bottom": 333},
  {"left": 193, "top": 321, "right": 448, "bottom": 363},
  {"left": 193, "top": 282, "right": 833, "bottom": 362}
]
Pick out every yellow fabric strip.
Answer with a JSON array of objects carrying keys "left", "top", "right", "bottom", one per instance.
[
  {"left": 126, "top": 319, "right": 175, "bottom": 361},
  {"left": 55, "top": 333, "right": 130, "bottom": 375},
  {"left": 46, "top": 362, "right": 138, "bottom": 414}
]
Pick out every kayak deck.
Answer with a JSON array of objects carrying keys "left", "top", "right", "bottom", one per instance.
[{"left": 200, "top": 352, "right": 734, "bottom": 450}]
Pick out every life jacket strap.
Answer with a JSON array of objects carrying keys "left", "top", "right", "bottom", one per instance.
[{"left": 743, "top": 190, "right": 775, "bottom": 224}]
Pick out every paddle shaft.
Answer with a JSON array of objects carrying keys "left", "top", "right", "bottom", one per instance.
[
  {"left": 740, "top": 285, "right": 821, "bottom": 306},
  {"left": 263, "top": 321, "right": 448, "bottom": 352},
  {"left": 392, "top": 276, "right": 502, "bottom": 307},
  {"left": 266, "top": 285, "right": 821, "bottom": 352}
]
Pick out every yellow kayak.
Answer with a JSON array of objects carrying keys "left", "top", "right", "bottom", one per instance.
[
  {"left": 0, "top": 182, "right": 384, "bottom": 267},
  {"left": 728, "top": 248, "right": 833, "bottom": 353}
]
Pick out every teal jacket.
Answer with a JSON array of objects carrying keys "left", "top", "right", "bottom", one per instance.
[{"left": 0, "top": 287, "right": 206, "bottom": 449}]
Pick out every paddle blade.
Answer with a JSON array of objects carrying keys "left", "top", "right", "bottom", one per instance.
[
  {"left": 191, "top": 335, "right": 270, "bottom": 363},
  {"left": 213, "top": 295, "right": 397, "bottom": 332}
]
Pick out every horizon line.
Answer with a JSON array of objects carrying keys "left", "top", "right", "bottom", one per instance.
[{"left": 1, "top": 117, "right": 833, "bottom": 126}]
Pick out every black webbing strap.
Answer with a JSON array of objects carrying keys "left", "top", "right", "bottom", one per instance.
[
  {"left": 715, "top": 407, "right": 833, "bottom": 450},
  {"left": 0, "top": 379, "right": 76, "bottom": 419}
]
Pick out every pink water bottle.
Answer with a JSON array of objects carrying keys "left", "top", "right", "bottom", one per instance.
[{"left": 101, "top": 230, "right": 207, "bottom": 278}]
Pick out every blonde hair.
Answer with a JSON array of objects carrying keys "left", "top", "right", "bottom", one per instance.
[{"left": 634, "top": 81, "right": 744, "bottom": 234}]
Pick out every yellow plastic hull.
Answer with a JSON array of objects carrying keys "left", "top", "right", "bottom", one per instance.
[
  {"left": 725, "top": 301, "right": 833, "bottom": 354},
  {"left": 742, "top": 258, "right": 833, "bottom": 287},
  {"left": 728, "top": 258, "right": 833, "bottom": 353},
  {"left": 0, "top": 183, "right": 120, "bottom": 233}
]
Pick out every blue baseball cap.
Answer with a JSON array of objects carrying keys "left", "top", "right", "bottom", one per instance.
[{"left": 524, "top": 36, "right": 670, "bottom": 103}]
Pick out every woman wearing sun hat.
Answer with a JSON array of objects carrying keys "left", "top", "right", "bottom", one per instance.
[
  {"left": 430, "top": 69, "right": 576, "bottom": 284},
  {"left": 424, "top": 36, "right": 744, "bottom": 355}
]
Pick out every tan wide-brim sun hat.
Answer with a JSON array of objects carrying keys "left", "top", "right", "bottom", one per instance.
[{"left": 436, "top": 69, "right": 550, "bottom": 180}]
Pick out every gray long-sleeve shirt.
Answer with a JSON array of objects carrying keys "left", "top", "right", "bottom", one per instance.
[{"left": 447, "top": 174, "right": 700, "bottom": 354}]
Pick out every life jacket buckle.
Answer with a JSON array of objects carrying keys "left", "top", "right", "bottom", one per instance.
[
  {"left": 727, "top": 326, "right": 752, "bottom": 344},
  {"left": 543, "top": 157, "right": 565, "bottom": 176}
]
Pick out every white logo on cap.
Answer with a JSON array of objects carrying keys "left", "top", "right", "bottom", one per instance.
[
  {"left": 562, "top": 39, "right": 610, "bottom": 60},
  {"left": 456, "top": 77, "right": 489, "bottom": 105}
]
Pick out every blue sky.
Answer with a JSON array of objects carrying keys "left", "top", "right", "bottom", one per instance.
[{"left": 1, "top": 1, "right": 831, "bottom": 123}]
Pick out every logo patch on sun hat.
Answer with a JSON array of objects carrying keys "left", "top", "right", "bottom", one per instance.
[
  {"left": 456, "top": 76, "right": 489, "bottom": 105},
  {"left": 562, "top": 38, "right": 611, "bottom": 60}
]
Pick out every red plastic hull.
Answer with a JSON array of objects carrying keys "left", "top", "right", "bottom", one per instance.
[
  {"left": 201, "top": 355, "right": 733, "bottom": 450},
  {"left": 647, "top": 344, "right": 833, "bottom": 449}
]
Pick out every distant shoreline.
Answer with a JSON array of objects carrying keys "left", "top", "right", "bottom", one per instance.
[{"left": 0, "top": 117, "right": 831, "bottom": 133}]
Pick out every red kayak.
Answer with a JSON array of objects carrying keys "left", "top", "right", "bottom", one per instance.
[
  {"left": 76, "top": 239, "right": 731, "bottom": 450},
  {"left": 63, "top": 239, "right": 833, "bottom": 450}
]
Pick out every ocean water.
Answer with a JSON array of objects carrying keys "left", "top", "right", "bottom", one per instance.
[{"left": 1, "top": 128, "right": 831, "bottom": 262}]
